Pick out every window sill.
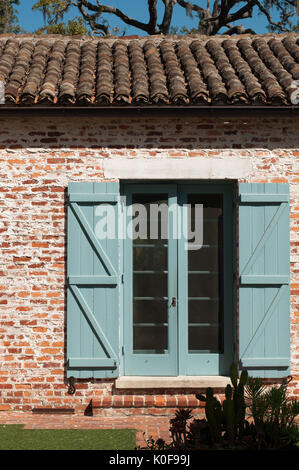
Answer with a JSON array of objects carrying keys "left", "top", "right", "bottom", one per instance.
[{"left": 115, "top": 376, "right": 230, "bottom": 389}]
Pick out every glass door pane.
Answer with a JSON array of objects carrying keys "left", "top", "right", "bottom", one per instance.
[
  {"left": 187, "top": 194, "right": 223, "bottom": 354},
  {"left": 132, "top": 193, "right": 169, "bottom": 354}
]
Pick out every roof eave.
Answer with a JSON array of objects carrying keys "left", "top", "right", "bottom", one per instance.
[{"left": 0, "top": 105, "right": 298, "bottom": 117}]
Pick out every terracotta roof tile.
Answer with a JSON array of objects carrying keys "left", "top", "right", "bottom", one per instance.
[
  {"left": 96, "top": 42, "right": 113, "bottom": 104},
  {"left": 191, "top": 39, "right": 228, "bottom": 103},
  {"left": 77, "top": 41, "right": 96, "bottom": 104},
  {"left": 176, "top": 40, "right": 208, "bottom": 104},
  {"left": 0, "top": 39, "right": 19, "bottom": 84},
  {"left": 269, "top": 38, "right": 299, "bottom": 80},
  {"left": 21, "top": 40, "right": 51, "bottom": 104},
  {"left": 160, "top": 39, "right": 188, "bottom": 104},
  {"left": 5, "top": 41, "right": 34, "bottom": 103},
  {"left": 222, "top": 38, "right": 266, "bottom": 104},
  {"left": 0, "top": 33, "right": 298, "bottom": 107},
  {"left": 113, "top": 41, "right": 131, "bottom": 103},
  {"left": 144, "top": 39, "right": 169, "bottom": 103},
  {"left": 206, "top": 39, "right": 247, "bottom": 103},
  {"left": 252, "top": 37, "right": 295, "bottom": 103},
  {"left": 129, "top": 40, "right": 149, "bottom": 103},
  {"left": 238, "top": 37, "right": 286, "bottom": 104},
  {"left": 39, "top": 40, "right": 66, "bottom": 103},
  {"left": 59, "top": 41, "right": 81, "bottom": 104},
  {"left": 283, "top": 36, "right": 299, "bottom": 63}
]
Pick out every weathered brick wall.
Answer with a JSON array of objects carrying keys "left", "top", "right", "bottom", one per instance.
[{"left": 0, "top": 114, "right": 298, "bottom": 413}]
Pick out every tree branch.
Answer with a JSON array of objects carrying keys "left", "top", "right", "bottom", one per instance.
[
  {"left": 176, "top": 0, "right": 205, "bottom": 15},
  {"left": 219, "top": 1, "right": 240, "bottom": 18},
  {"left": 76, "top": 1, "right": 109, "bottom": 35},
  {"left": 281, "top": 0, "right": 296, "bottom": 7},
  {"left": 184, "top": 0, "right": 257, "bottom": 35},
  {"left": 255, "top": 0, "right": 293, "bottom": 32},
  {"left": 76, "top": 0, "right": 157, "bottom": 34},
  {"left": 148, "top": 0, "right": 158, "bottom": 32},
  {"left": 94, "top": 0, "right": 157, "bottom": 34},
  {"left": 212, "top": 0, "right": 221, "bottom": 17},
  {"left": 225, "top": 0, "right": 256, "bottom": 25},
  {"left": 89, "top": 20, "right": 109, "bottom": 35},
  {"left": 160, "top": 0, "right": 177, "bottom": 34}
]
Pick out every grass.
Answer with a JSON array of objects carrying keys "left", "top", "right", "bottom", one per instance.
[{"left": 0, "top": 424, "right": 136, "bottom": 450}]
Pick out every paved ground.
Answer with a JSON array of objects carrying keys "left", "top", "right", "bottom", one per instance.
[{"left": 0, "top": 412, "right": 174, "bottom": 448}]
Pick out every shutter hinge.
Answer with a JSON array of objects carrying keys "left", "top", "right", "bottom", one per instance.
[
  {"left": 233, "top": 342, "right": 236, "bottom": 354},
  {"left": 121, "top": 274, "right": 124, "bottom": 284},
  {"left": 67, "top": 376, "right": 76, "bottom": 395},
  {"left": 233, "top": 271, "right": 237, "bottom": 282},
  {"left": 122, "top": 346, "right": 124, "bottom": 356}
]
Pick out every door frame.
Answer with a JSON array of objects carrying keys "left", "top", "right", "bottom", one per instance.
[{"left": 120, "top": 181, "right": 236, "bottom": 377}]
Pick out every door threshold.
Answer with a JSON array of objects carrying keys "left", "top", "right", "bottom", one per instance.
[{"left": 115, "top": 376, "right": 230, "bottom": 389}]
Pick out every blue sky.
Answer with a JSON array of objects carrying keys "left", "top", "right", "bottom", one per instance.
[{"left": 18, "top": 0, "right": 286, "bottom": 35}]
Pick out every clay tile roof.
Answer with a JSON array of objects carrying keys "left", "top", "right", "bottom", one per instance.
[{"left": 0, "top": 32, "right": 298, "bottom": 107}]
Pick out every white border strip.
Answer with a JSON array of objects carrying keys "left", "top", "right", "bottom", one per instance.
[{"left": 104, "top": 156, "right": 253, "bottom": 180}]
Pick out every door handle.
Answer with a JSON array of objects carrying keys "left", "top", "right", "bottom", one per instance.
[{"left": 171, "top": 297, "right": 177, "bottom": 307}]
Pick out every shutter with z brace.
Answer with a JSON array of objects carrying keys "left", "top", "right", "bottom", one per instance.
[
  {"left": 67, "top": 182, "right": 120, "bottom": 378},
  {"left": 239, "top": 183, "right": 290, "bottom": 378}
]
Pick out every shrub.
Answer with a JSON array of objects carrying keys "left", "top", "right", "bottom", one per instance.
[
  {"left": 244, "top": 376, "right": 299, "bottom": 449},
  {"left": 137, "top": 364, "right": 299, "bottom": 450}
]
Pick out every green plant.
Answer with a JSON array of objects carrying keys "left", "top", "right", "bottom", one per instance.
[
  {"left": 137, "top": 409, "right": 194, "bottom": 450},
  {"left": 222, "top": 384, "right": 235, "bottom": 445},
  {"left": 244, "top": 376, "right": 267, "bottom": 428},
  {"left": 137, "top": 433, "right": 171, "bottom": 451},
  {"left": 196, "top": 388, "right": 222, "bottom": 444},
  {"left": 186, "top": 418, "right": 212, "bottom": 449},
  {"left": 245, "top": 376, "right": 299, "bottom": 449},
  {"left": 169, "top": 408, "right": 193, "bottom": 448},
  {"left": 232, "top": 365, "right": 248, "bottom": 439},
  {"left": 195, "top": 364, "right": 299, "bottom": 449},
  {"left": 196, "top": 363, "right": 248, "bottom": 447}
]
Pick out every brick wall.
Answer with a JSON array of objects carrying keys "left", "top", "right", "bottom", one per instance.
[{"left": 0, "top": 113, "right": 298, "bottom": 414}]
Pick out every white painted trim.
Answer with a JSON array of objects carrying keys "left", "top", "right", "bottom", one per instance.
[{"left": 103, "top": 157, "right": 252, "bottom": 180}]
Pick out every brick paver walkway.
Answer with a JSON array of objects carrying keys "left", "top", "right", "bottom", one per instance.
[{"left": 0, "top": 412, "right": 173, "bottom": 448}]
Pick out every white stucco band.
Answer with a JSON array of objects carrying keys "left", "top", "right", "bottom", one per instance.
[{"left": 103, "top": 156, "right": 253, "bottom": 180}]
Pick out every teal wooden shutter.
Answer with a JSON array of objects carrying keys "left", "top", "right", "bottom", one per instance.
[
  {"left": 239, "top": 183, "right": 290, "bottom": 378},
  {"left": 67, "top": 182, "right": 120, "bottom": 378}
]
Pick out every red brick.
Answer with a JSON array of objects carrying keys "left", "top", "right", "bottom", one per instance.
[
  {"left": 32, "top": 242, "right": 49, "bottom": 248},
  {"left": 123, "top": 396, "right": 134, "bottom": 407},
  {"left": 144, "top": 396, "right": 155, "bottom": 407},
  {"left": 101, "top": 397, "right": 112, "bottom": 407},
  {"left": 112, "top": 396, "right": 123, "bottom": 407},
  {"left": 133, "top": 396, "right": 145, "bottom": 407},
  {"left": 155, "top": 396, "right": 166, "bottom": 407}
]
